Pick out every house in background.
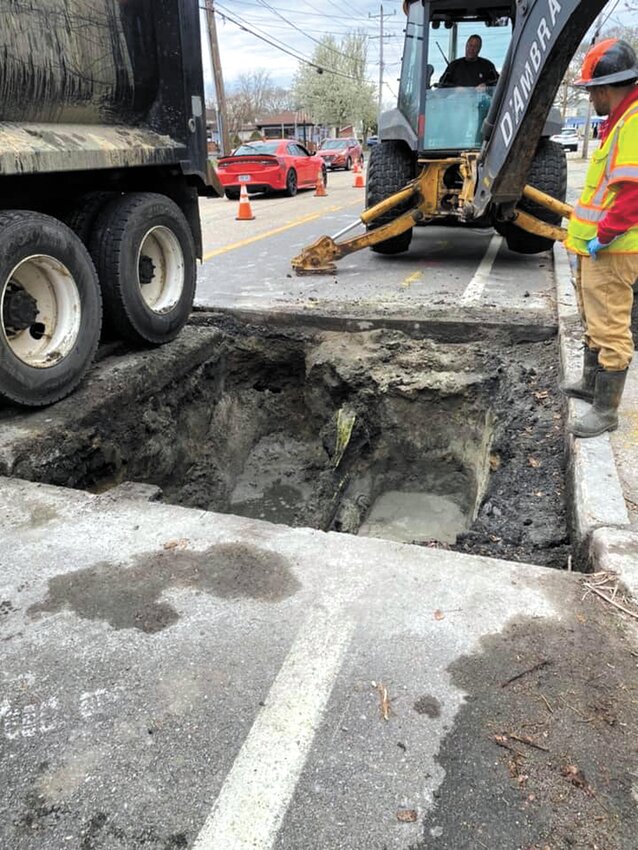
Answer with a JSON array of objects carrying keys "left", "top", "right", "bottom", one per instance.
[
  {"left": 206, "top": 109, "right": 257, "bottom": 153},
  {"left": 254, "top": 111, "right": 319, "bottom": 150}
]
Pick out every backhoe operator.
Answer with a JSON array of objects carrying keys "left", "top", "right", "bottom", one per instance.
[
  {"left": 439, "top": 35, "right": 499, "bottom": 89},
  {"left": 563, "top": 39, "right": 638, "bottom": 438}
]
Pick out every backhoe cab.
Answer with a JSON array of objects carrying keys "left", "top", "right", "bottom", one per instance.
[{"left": 292, "top": 0, "right": 607, "bottom": 275}]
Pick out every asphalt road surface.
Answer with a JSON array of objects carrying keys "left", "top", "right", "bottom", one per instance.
[{"left": 195, "top": 169, "right": 557, "bottom": 321}]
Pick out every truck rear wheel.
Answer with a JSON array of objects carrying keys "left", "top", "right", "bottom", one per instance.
[
  {"left": 90, "top": 193, "right": 196, "bottom": 345},
  {"left": 0, "top": 211, "right": 101, "bottom": 406},
  {"left": 496, "top": 139, "right": 567, "bottom": 254},
  {"left": 366, "top": 141, "right": 415, "bottom": 255},
  {"left": 63, "top": 191, "right": 117, "bottom": 245}
]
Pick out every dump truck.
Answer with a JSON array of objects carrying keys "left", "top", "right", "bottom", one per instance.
[
  {"left": 0, "top": 0, "right": 221, "bottom": 406},
  {"left": 293, "top": 0, "right": 609, "bottom": 274}
]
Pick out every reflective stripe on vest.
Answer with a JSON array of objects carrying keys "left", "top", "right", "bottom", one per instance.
[{"left": 566, "top": 101, "right": 638, "bottom": 254}]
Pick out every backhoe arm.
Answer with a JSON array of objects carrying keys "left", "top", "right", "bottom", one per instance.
[{"left": 472, "top": 0, "right": 607, "bottom": 218}]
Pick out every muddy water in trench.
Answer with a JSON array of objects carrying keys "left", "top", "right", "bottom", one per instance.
[{"left": 359, "top": 492, "right": 467, "bottom": 545}]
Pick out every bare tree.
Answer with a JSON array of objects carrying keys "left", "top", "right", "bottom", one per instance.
[{"left": 225, "top": 70, "right": 296, "bottom": 141}]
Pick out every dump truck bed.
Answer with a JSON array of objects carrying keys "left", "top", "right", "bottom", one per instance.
[{"left": 0, "top": 0, "right": 208, "bottom": 185}]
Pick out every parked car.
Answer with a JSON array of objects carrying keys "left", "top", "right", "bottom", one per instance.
[
  {"left": 550, "top": 127, "right": 579, "bottom": 152},
  {"left": 216, "top": 140, "right": 327, "bottom": 199},
  {"left": 316, "top": 137, "right": 364, "bottom": 171},
  {"left": 366, "top": 135, "right": 379, "bottom": 147}
]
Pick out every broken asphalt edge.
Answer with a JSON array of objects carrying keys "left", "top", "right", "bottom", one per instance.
[
  {"left": 553, "top": 244, "right": 638, "bottom": 592},
  {"left": 190, "top": 304, "right": 556, "bottom": 344}
]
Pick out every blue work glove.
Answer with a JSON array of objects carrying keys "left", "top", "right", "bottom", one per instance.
[{"left": 586, "top": 236, "right": 607, "bottom": 260}]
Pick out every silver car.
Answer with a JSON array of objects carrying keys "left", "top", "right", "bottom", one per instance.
[{"left": 550, "top": 128, "right": 579, "bottom": 152}]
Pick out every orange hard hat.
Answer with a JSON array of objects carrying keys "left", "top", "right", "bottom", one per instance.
[{"left": 574, "top": 38, "right": 638, "bottom": 87}]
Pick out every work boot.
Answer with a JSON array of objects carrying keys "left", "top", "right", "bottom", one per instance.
[
  {"left": 561, "top": 346, "right": 599, "bottom": 402},
  {"left": 569, "top": 369, "right": 628, "bottom": 438}
]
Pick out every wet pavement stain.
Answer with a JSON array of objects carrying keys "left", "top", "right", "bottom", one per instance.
[
  {"left": 413, "top": 694, "right": 441, "bottom": 718},
  {"left": 27, "top": 543, "right": 300, "bottom": 633}
]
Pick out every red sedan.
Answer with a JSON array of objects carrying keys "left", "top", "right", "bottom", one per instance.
[
  {"left": 316, "top": 137, "right": 364, "bottom": 171},
  {"left": 216, "top": 140, "right": 327, "bottom": 200}
]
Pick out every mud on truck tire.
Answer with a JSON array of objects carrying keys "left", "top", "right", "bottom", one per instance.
[
  {"left": 366, "top": 141, "right": 416, "bottom": 255},
  {"left": 496, "top": 139, "right": 567, "bottom": 255},
  {"left": 90, "top": 192, "right": 196, "bottom": 346},
  {"left": 0, "top": 211, "right": 102, "bottom": 406}
]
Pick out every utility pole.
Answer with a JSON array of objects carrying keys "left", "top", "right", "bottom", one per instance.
[
  {"left": 369, "top": 5, "right": 395, "bottom": 131},
  {"left": 204, "top": 0, "right": 230, "bottom": 156}
]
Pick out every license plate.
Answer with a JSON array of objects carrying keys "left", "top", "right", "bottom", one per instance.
[{"left": 238, "top": 175, "right": 251, "bottom": 182}]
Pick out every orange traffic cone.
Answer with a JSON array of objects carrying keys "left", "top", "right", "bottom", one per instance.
[
  {"left": 314, "top": 169, "right": 328, "bottom": 197},
  {"left": 236, "top": 184, "right": 255, "bottom": 220},
  {"left": 353, "top": 161, "right": 365, "bottom": 189}
]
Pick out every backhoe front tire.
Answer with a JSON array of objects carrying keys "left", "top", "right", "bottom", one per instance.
[
  {"left": 366, "top": 141, "right": 416, "bottom": 255},
  {"left": 496, "top": 139, "right": 567, "bottom": 254}
]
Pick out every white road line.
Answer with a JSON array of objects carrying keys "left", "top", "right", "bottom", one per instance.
[
  {"left": 459, "top": 234, "right": 503, "bottom": 305},
  {"left": 192, "top": 598, "right": 357, "bottom": 850}
]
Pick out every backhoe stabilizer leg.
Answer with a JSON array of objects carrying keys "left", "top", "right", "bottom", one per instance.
[
  {"left": 500, "top": 185, "right": 572, "bottom": 243},
  {"left": 291, "top": 235, "right": 341, "bottom": 275},
  {"left": 522, "top": 184, "right": 573, "bottom": 220},
  {"left": 291, "top": 209, "right": 421, "bottom": 276}
]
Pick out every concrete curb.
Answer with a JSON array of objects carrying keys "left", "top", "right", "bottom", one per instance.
[
  {"left": 553, "top": 245, "right": 631, "bottom": 568},
  {"left": 589, "top": 527, "right": 638, "bottom": 598}
]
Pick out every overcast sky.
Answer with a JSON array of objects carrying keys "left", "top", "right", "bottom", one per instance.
[
  {"left": 202, "top": 0, "right": 408, "bottom": 101},
  {"left": 201, "top": 1, "right": 636, "bottom": 104}
]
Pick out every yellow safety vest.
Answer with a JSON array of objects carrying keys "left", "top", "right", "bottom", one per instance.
[{"left": 565, "top": 99, "right": 638, "bottom": 255}]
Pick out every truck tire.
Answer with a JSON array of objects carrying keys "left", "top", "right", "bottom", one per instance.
[
  {"left": 0, "top": 211, "right": 101, "bottom": 406},
  {"left": 225, "top": 189, "right": 240, "bottom": 201},
  {"left": 366, "top": 141, "right": 415, "bottom": 255},
  {"left": 63, "top": 191, "right": 117, "bottom": 245},
  {"left": 90, "top": 193, "right": 196, "bottom": 345},
  {"left": 496, "top": 139, "right": 567, "bottom": 254}
]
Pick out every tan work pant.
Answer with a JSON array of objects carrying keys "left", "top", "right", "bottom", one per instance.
[{"left": 574, "top": 253, "right": 638, "bottom": 370}]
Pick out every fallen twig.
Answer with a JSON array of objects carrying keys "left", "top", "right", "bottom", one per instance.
[
  {"left": 508, "top": 732, "right": 550, "bottom": 752},
  {"left": 583, "top": 582, "right": 638, "bottom": 621},
  {"left": 491, "top": 734, "right": 526, "bottom": 759},
  {"left": 374, "top": 682, "right": 391, "bottom": 721},
  {"left": 539, "top": 693, "right": 554, "bottom": 713},
  {"left": 559, "top": 695, "right": 595, "bottom": 722},
  {"left": 501, "top": 659, "right": 550, "bottom": 688}
]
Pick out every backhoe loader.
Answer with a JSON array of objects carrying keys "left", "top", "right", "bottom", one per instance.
[{"left": 292, "top": 0, "right": 607, "bottom": 275}]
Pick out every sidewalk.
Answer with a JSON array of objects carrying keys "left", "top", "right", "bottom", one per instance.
[{"left": 559, "top": 153, "right": 638, "bottom": 595}]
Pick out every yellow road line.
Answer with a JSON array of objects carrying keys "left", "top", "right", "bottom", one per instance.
[
  {"left": 400, "top": 271, "right": 423, "bottom": 288},
  {"left": 202, "top": 202, "right": 357, "bottom": 261}
]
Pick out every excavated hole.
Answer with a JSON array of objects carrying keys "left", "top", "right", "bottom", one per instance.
[{"left": 10, "top": 327, "right": 569, "bottom": 567}]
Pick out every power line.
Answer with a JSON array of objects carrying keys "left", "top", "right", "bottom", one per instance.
[
  {"left": 212, "top": 4, "right": 375, "bottom": 81},
  {"left": 255, "top": 0, "right": 365, "bottom": 60},
  {"left": 219, "top": 0, "right": 395, "bottom": 24}
]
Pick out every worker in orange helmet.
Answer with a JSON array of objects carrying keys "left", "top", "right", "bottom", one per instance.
[{"left": 563, "top": 39, "right": 638, "bottom": 437}]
